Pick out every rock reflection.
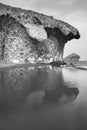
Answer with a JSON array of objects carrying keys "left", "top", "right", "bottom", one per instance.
[
  {"left": 44, "top": 85, "right": 79, "bottom": 104},
  {"left": 0, "top": 65, "right": 79, "bottom": 116}
]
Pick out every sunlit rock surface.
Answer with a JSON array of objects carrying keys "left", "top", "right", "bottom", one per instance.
[
  {"left": 0, "top": 3, "right": 80, "bottom": 63},
  {"left": 25, "top": 24, "right": 47, "bottom": 42}
]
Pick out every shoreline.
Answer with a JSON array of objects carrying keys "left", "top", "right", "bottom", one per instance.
[
  {"left": 0, "top": 62, "right": 87, "bottom": 71},
  {"left": 0, "top": 62, "right": 50, "bottom": 70}
]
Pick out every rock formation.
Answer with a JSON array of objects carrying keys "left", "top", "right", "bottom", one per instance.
[
  {"left": 64, "top": 53, "right": 80, "bottom": 64},
  {"left": 0, "top": 3, "right": 80, "bottom": 63}
]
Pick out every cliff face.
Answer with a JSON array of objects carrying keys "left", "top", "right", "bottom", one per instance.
[{"left": 0, "top": 3, "right": 80, "bottom": 63}]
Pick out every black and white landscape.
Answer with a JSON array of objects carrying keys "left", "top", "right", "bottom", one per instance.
[{"left": 0, "top": 0, "right": 87, "bottom": 130}]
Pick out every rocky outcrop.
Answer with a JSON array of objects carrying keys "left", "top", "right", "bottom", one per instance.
[
  {"left": 64, "top": 53, "right": 80, "bottom": 64},
  {"left": 0, "top": 3, "right": 80, "bottom": 63}
]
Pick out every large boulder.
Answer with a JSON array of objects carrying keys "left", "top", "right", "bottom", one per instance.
[
  {"left": 64, "top": 53, "right": 80, "bottom": 64},
  {"left": 0, "top": 3, "right": 80, "bottom": 63}
]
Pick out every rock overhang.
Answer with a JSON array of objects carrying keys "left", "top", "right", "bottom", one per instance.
[
  {"left": 0, "top": 3, "right": 80, "bottom": 42},
  {"left": 0, "top": 3, "right": 80, "bottom": 63}
]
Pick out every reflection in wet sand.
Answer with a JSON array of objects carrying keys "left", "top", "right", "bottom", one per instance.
[{"left": 0, "top": 65, "right": 79, "bottom": 118}]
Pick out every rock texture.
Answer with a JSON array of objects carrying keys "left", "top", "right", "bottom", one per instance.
[
  {"left": 0, "top": 3, "right": 80, "bottom": 63},
  {"left": 64, "top": 53, "right": 80, "bottom": 64}
]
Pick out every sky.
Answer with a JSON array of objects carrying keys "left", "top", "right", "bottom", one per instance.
[{"left": 0, "top": 0, "right": 87, "bottom": 60}]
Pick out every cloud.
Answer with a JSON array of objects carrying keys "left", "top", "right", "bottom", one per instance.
[{"left": 1, "top": 0, "right": 87, "bottom": 15}]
